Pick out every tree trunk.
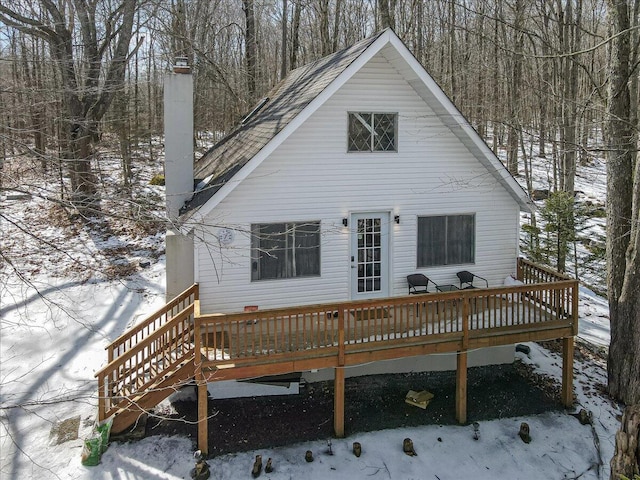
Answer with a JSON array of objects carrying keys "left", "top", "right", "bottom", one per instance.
[
  {"left": 414, "top": 0, "right": 424, "bottom": 64},
  {"left": 448, "top": 0, "right": 457, "bottom": 104},
  {"left": 378, "top": 0, "right": 395, "bottom": 30},
  {"left": 610, "top": 404, "right": 640, "bottom": 480},
  {"left": 8, "top": 32, "right": 21, "bottom": 157},
  {"left": 0, "top": 90, "right": 6, "bottom": 184},
  {"left": 491, "top": 3, "right": 500, "bottom": 154},
  {"left": 243, "top": 0, "right": 257, "bottom": 102},
  {"left": 474, "top": 3, "right": 486, "bottom": 138},
  {"left": 332, "top": 0, "right": 342, "bottom": 52},
  {"left": 172, "top": 0, "right": 189, "bottom": 59},
  {"left": 114, "top": 90, "right": 132, "bottom": 190},
  {"left": 506, "top": 0, "right": 525, "bottom": 176},
  {"left": 68, "top": 116, "right": 98, "bottom": 204},
  {"left": 280, "top": 0, "right": 288, "bottom": 80},
  {"left": 558, "top": 0, "right": 582, "bottom": 196},
  {"left": 538, "top": 2, "right": 551, "bottom": 159},
  {"left": 317, "top": 0, "right": 331, "bottom": 56},
  {"left": 21, "top": 36, "right": 47, "bottom": 171},
  {"left": 605, "top": 0, "right": 640, "bottom": 406},
  {"left": 290, "top": 0, "right": 301, "bottom": 69}
]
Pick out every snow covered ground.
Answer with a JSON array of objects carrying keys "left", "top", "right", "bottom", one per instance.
[{"left": 0, "top": 248, "right": 619, "bottom": 479}]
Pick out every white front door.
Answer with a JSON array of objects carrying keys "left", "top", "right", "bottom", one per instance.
[{"left": 350, "top": 212, "right": 390, "bottom": 300}]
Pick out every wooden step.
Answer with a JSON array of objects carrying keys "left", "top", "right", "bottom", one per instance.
[{"left": 110, "top": 359, "right": 196, "bottom": 435}]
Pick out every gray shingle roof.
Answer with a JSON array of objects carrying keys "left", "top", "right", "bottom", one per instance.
[{"left": 181, "top": 30, "right": 386, "bottom": 216}]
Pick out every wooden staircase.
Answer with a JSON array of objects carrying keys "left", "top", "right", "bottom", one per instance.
[{"left": 95, "top": 285, "right": 199, "bottom": 434}]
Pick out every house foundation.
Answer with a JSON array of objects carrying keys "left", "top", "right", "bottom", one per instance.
[{"left": 300, "top": 345, "right": 514, "bottom": 383}]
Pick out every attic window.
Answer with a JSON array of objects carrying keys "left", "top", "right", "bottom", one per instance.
[{"left": 348, "top": 113, "right": 397, "bottom": 152}]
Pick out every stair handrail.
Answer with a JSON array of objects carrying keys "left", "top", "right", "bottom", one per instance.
[
  {"left": 106, "top": 284, "right": 198, "bottom": 362},
  {"left": 96, "top": 302, "right": 196, "bottom": 421}
]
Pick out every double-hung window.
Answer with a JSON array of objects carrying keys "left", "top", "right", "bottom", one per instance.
[
  {"left": 417, "top": 215, "right": 475, "bottom": 267},
  {"left": 251, "top": 222, "right": 321, "bottom": 280},
  {"left": 348, "top": 112, "right": 397, "bottom": 152}
]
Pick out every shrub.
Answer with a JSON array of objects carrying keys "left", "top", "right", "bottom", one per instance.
[{"left": 149, "top": 174, "right": 165, "bottom": 186}]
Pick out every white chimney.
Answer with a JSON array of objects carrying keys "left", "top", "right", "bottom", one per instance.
[
  {"left": 164, "top": 58, "right": 195, "bottom": 301},
  {"left": 164, "top": 57, "right": 194, "bottom": 222}
]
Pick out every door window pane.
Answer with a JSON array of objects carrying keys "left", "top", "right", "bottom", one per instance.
[{"left": 356, "top": 217, "right": 383, "bottom": 292}]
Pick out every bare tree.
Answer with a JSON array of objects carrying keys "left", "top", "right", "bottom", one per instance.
[
  {"left": 605, "top": 0, "right": 640, "bottom": 405},
  {"left": 0, "top": 0, "right": 618, "bottom": 288},
  {"left": 317, "top": 0, "right": 332, "bottom": 56},
  {"left": 281, "top": 0, "right": 289, "bottom": 80},
  {"left": 557, "top": 0, "right": 583, "bottom": 196},
  {"left": 505, "top": 0, "right": 526, "bottom": 176},
  {"left": 377, "top": 0, "right": 396, "bottom": 30},
  {"left": 243, "top": 0, "right": 258, "bottom": 103},
  {"left": 0, "top": 1, "right": 139, "bottom": 209},
  {"left": 290, "top": 0, "right": 302, "bottom": 69}
]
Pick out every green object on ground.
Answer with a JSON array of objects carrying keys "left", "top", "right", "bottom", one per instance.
[
  {"left": 97, "top": 419, "right": 112, "bottom": 453},
  {"left": 81, "top": 417, "right": 113, "bottom": 466},
  {"left": 81, "top": 437, "right": 102, "bottom": 466}
]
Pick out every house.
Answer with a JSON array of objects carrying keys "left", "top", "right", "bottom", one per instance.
[
  {"left": 97, "top": 32, "right": 578, "bottom": 446},
  {"left": 163, "top": 29, "right": 535, "bottom": 379}
]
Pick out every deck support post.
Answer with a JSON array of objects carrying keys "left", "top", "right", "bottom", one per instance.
[
  {"left": 562, "top": 336, "right": 574, "bottom": 406},
  {"left": 197, "top": 373, "right": 208, "bottom": 454},
  {"left": 194, "top": 311, "right": 208, "bottom": 455},
  {"left": 334, "top": 367, "right": 345, "bottom": 437},
  {"left": 456, "top": 351, "right": 468, "bottom": 424}
]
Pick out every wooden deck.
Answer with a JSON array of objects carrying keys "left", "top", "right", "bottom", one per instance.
[{"left": 95, "top": 259, "right": 578, "bottom": 454}]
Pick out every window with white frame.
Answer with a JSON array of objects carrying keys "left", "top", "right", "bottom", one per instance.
[
  {"left": 417, "top": 215, "right": 475, "bottom": 267},
  {"left": 348, "top": 113, "right": 397, "bottom": 152},
  {"left": 251, "top": 222, "right": 321, "bottom": 280}
]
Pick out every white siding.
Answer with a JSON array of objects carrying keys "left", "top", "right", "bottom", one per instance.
[{"left": 196, "top": 53, "right": 520, "bottom": 313}]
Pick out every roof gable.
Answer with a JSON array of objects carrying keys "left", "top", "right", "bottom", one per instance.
[
  {"left": 378, "top": 36, "right": 533, "bottom": 213},
  {"left": 181, "top": 31, "right": 386, "bottom": 221},
  {"left": 180, "top": 29, "right": 533, "bottom": 231}
]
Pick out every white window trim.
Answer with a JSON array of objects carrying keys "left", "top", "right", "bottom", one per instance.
[
  {"left": 347, "top": 112, "right": 398, "bottom": 153},
  {"left": 417, "top": 214, "right": 476, "bottom": 267},
  {"left": 251, "top": 221, "right": 322, "bottom": 281}
]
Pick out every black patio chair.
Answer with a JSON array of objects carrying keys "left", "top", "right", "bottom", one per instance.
[
  {"left": 407, "top": 274, "right": 437, "bottom": 295},
  {"left": 456, "top": 270, "right": 489, "bottom": 289}
]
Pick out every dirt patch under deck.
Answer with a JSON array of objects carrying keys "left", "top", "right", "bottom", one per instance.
[{"left": 145, "top": 360, "right": 563, "bottom": 457}]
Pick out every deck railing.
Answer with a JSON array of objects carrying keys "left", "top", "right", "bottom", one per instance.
[
  {"left": 105, "top": 284, "right": 199, "bottom": 363},
  {"left": 518, "top": 257, "right": 572, "bottom": 284},
  {"left": 96, "top": 259, "right": 579, "bottom": 429},
  {"left": 517, "top": 258, "right": 577, "bottom": 319},
  {"left": 196, "top": 275, "right": 578, "bottom": 372},
  {"left": 196, "top": 304, "right": 341, "bottom": 364}
]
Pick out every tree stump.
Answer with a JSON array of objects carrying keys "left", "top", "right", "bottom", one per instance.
[{"left": 610, "top": 404, "right": 640, "bottom": 480}]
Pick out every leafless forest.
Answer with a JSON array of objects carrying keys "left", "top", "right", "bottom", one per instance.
[{"left": 0, "top": 1, "right": 626, "bottom": 199}]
